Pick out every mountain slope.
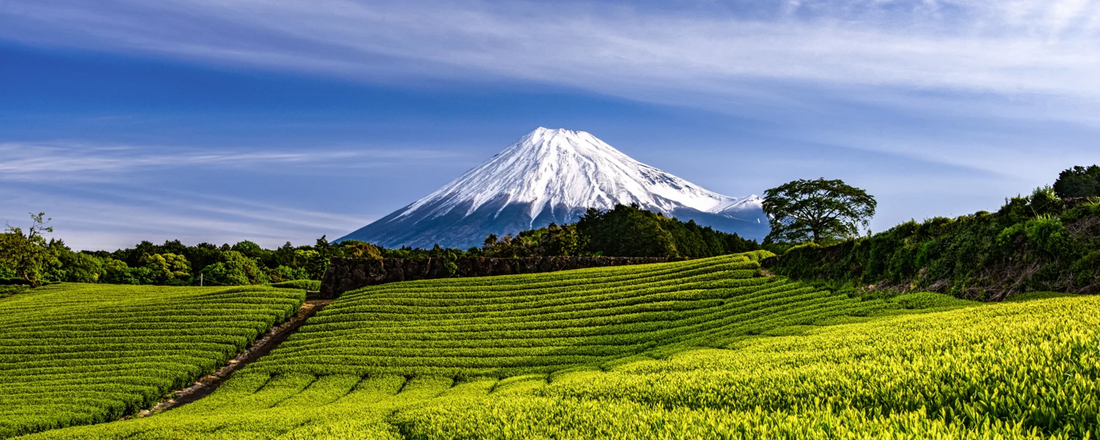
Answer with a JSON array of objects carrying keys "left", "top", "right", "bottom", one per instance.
[{"left": 340, "top": 127, "right": 767, "bottom": 249}]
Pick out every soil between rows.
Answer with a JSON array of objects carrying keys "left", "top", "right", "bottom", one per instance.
[{"left": 133, "top": 297, "right": 333, "bottom": 417}]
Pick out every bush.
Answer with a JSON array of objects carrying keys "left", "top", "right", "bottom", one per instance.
[
  {"left": 269, "top": 265, "right": 309, "bottom": 283},
  {"left": 1024, "top": 215, "right": 1069, "bottom": 259}
]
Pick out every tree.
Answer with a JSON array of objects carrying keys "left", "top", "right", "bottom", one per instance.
[
  {"left": 295, "top": 249, "right": 327, "bottom": 280},
  {"left": 103, "top": 259, "right": 138, "bottom": 284},
  {"left": 140, "top": 253, "right": 192, "bottom": 285},
  {"left": 1053, "top": 165, "right": 1100, "bottom": 199},
  {"left": 198, "top": 250, "right": 267, "bottom": 286},
  {"left": 577, "top": 204, "right": 679, "bottom": 257},
  {"left": 762, "top": 178, "right": 876, "bottom": 244},
  {"left": 0, "top": 213, "right": 58, "bottom": 287},
  {"left": 269, "top": 265, "right": 309, "bottom": 282}
]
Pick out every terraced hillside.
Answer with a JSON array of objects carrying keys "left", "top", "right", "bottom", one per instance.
[
  {"left": 12, "top": 253, "right": 1099, "bottom": 439},
  {"left": 394, "top": 293, "right": 1100, "bottom": 439},
  {"left": 0, "top": 284, "right": 304, "bottom": 439},
  {"left": 10, "top": 252, "right": 885, "bottom": 438},
  {"left": 250, "top": 251, "right": 885, "bottom": 378}
]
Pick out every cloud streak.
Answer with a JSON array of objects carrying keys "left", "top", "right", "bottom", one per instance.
[
  {"left": 2, "top": 0, "right": 1098, "bottom": 249},
  {"left": 2, "top": 0, "right": 1099, "bottom": 103},
  {"left": 0, "top": 141, "right": 463, "bottom": 181},
  {"left": 0, "top": 184, "right": 372, "bottom": 250}
]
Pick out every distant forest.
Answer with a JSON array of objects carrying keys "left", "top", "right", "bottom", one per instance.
[
  {"left": 481, "top": 204, "right": 758, "bottom": 258},
  {"left": 1, "top": 204, "right": 758, "bottom": 287}
]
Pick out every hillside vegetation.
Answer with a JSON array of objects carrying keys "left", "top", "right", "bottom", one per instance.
[
  {"left": 0, "top": 284, "right": 305, "bottom": 438},
  {"left": 767, "top": 189, "right": 1100, "bottom": 299},
  {"left": 394, "top": 293, "right": 1098, "bottom": 439},
  {"left": 18, "top": 252, "right": 1090, "bottom": 439},
  {"left": 17, "top": 283, "right": 1099, "bottom": 438},
  {"left": 10, "top": 254, "right": 1099, "bottom": 439},
  {"left": 249, "top": 251, "right": 885, "bottom": 378}
]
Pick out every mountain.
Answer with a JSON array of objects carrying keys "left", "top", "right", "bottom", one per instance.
[{"left": 338, "top": 127, "right": 769, "bottom": 249}]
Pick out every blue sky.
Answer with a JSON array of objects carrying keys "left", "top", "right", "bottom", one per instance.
[{"left": 1, "top": 0, "right": 1099, "bottom": 250}]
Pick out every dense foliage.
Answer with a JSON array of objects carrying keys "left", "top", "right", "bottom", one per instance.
[
  {"left": 0, "top": 233, "right": 467, "bottom": 288},
  {"left": 482, "top": 204, "right": 759, "bottom": 258},
  {"left": 768, "top": 186, "right": 1100, "bottom": 300},
  {"left": 0, "top": 213, "right": 56, "bottom": 287},
  {"left": 762, "top": 178, "right": 876, "bottom": 244},
  {"left": 17, "top": 256, "right": 1100, "bottom": 439},
  {"left": 0, "top": 284, "right": 305, "bottom": 438},
  {"left": 1053, "top": 164, "right": 1100, "bottom": 198}
]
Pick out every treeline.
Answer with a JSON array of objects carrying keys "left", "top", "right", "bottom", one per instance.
[
  {"left": 482, "top": 204, "right": 759, "bottom": 258},
  {"left": 0, "top": 233, "right": 465, "bottom": 288},
  {"left": 766, "top": 187, "right": 1100, "bottom": 300},
  {"left": 1, "top": 204, "right": 757, "bottom": 288}
]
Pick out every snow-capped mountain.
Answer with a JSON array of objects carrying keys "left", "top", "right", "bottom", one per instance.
[{"left": 338, "top": 127, "right": 768, "bottom": 249}]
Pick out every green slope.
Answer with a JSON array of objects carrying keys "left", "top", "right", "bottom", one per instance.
[
  {"left": 250, "top": 251, "right": 885, "bottom": 377},
  {"left": 395, "top": 293, "right": 1100, "bottom": 439},
  {"left": 12, "top": 253, "right": 1100, "bottom": 439},
  {"left": 0, "top": 284, "right": 305, "bottom": 439}
]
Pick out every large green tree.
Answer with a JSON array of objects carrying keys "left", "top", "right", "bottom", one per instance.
[
  {"left": 762, "top": 178, "right": 876, "bottom": 244},
  {"left": 577, "top": 205, "right": 678, "bottom": 257},
  {"left": 1053, "top": 165, "right": 1100, "bottom": 199},
  {"left": 198, "top": 250, "right": 268, "bottom": 286},
  {"left": 141, "top": 253, "right": 192, "bottom": 285},
  {"left": 0, "top": 213, "right": 58, "bottom": 287}
]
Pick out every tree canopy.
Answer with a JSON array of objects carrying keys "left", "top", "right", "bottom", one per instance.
[
  {"left": 0, "top": 213, "right": 57, "bottom": 287},
  {"left": 482, "top": 204, "right": 759, "bottom": 258},
  {"left": 1053, "top": 165, "right": 1100, "bottom": 199},
  {"left": 762, "top": 178, "right": 876, "bottom": 244}
]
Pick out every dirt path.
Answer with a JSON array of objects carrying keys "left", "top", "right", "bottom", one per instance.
[{"left": 132, "top": 298, "right": 333, "bottom": 417}]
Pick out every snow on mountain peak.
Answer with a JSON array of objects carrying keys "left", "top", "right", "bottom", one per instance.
[{"left": 397, "top": 127, "right": 760, "bottom": 225}]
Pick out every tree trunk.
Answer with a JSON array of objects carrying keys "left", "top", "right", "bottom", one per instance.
[{"left": 21, "top": 269, "right": 39, "bottom": 288}]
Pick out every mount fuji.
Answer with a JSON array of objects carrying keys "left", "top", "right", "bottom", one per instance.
[{"left": 338, "top": 127, "right": 768, "bottom": 249}]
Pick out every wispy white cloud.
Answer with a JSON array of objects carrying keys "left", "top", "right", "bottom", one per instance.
[
  {"left": 0, "top": 139, "right": 471, "bottom": 249},
  {"left": 0, "top": 184, "right": 373, "bottom": 250},
  {"left": 0, "top": 141, "right": 462, "bottom": 181},
  {"left": 2, "top": 0, "right": 1098, "bottom": 249},
  {"left": 2, "top": 0, "right": 1098, "bottom": 102}
]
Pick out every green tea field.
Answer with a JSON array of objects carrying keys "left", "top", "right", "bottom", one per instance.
[
  {"left": 0, "top": 284, "right": 305, "bottom": 438},
  {"left": 5, "top": 253, "right": 1099, "bottom": 439}
]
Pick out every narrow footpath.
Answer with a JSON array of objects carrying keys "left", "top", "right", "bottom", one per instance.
[{"left": 133, "top": 298, "right": 333, "bottom": 417}]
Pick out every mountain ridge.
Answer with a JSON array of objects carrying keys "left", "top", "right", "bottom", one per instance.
[{"left": 339, "top": 127, "right": 768, "bottom": 248}]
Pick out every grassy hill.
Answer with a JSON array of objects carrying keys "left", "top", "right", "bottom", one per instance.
[
  {"left": 250, "top": 251, "right": 887, "bottom": 378},
  {"left": 0, "top": 284, "right": 304, "bottom": 438},
  {"left": 6, "top": 253, "right": 1099, "bottom": 439}
]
